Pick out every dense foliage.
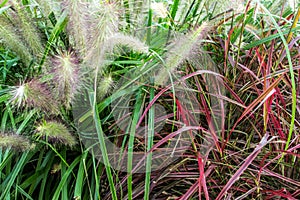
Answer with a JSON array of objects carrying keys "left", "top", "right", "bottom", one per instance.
[{"left": 0, "top": 0, "right": 299, "bottom": 199}]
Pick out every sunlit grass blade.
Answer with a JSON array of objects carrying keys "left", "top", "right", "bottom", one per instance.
[
  {"left": 170, "top": 0, "right": 180, "bottom": 22},
  {"left": 0, "top": 152, "right": 31, "bottom": 199}
]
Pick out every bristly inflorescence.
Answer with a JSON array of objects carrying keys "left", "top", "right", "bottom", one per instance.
[
  {"left": 1, "top": 0, "right": 150, "bottom": 150},
  {"left": 84, "top": 1, "right": 120, "bottom": 71},
  {"left": 36, "top": 121, "right": 77, "bottom": 148},
  {"left": 51, "top": 50, "right": 81, "bottom": 109},
  {"left": 62, "top": 0, "right": 91, "bottom": 57},
  {"left": 9, "top": 0, "right": 45, "bottom": 60},
  {"left": 155, "top": 22, "right": 211, "bottom": 86},
  {"left": 9, "top": 79, "right": 59, "bottom": 114},
  {"left": 0, "top": 15, "right": 33, "bottom": 65},
  {"left": 0, "top": 132, "right": 35, "bottom": 152},
  {"left": 0, "top": 0, "right": 45, "bottom": 65},
  {"left": 97, "top": 74, "right": 114, "bottom": 101}
]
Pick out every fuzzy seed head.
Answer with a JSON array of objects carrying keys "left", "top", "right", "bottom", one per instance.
[
  {"left": 12, "top": 84, "right": 26, "bottom": 108},
  {"left": 104, "top": 33, "right": 149, "bottom": 55},
  {"left": 36, "top": 121, "right": 77, "bottom": 147},
  {"left": 155, "top": 22, "right": 211, "bottom": 85},
  {"left": 10, "top": 79, "right": 59, "bottom": 114},
  {"left": 151, "top": 2, "right": 168, "bottom": 18},
  {"left": 0, "top": 133, "right": 35, "bottom": 152},
  {"left": 51, "top": 50, "right": 80, "bottom": 108},
  {"left": 63, "top": 0, "right": 91, "bottom": 56},
  {"left": 89, "top": 2, "right": 119, "bottom": 43},
  {"left": 85, "top": 2, "right": 120, "bottom": 69},
  {"left": 9, "top": 0, "right": 44, "bottom": 60},
  {"left": 97, "top": 74, "right": 114, "bottom": 101},
  {"left": 0, "top": 16, "right": 33, "bottom": 65}
]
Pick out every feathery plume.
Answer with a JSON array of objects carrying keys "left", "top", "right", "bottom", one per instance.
[
  {"left": 155, "top": 22, "right": 210, "bottom": 85},
  {"left": 103, "top": 33, "right": 149, "bottom": 55},
  {"left": 0, "top": 132, "right": 35, "bottom": 151},
  {"left": 97, "top": 74, "right": 114, "bottom": 101},
  {"left": 10, "top": 0, "right": 44, "bottom": 60},
  {"left": 62, "top": 0, "right": 91, "bottom": 57},
  {"left": 88, "top": 1, "right": 119, "bottom": 48},
  {"left": 0, "top": 16, "right": 33, "bottom": 65},
  {"left": 51, "top": 50, "right": 80, "bottom": 108},
  {"left": 36, "top": 121, "right": 77, "bottom": 147},
  {"left": 85, "top": 1, "right": 119, "bottom": 69},
  {"left": 87, "top": 32, "right": 149, "bottom": 74},
  {"left": 9, "top": 79, "right": 59, "bottom": 114},
  {"left": 151, "top": 2, "right": 168, "bottom": 18}
]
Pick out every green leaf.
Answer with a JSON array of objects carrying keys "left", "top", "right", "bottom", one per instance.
[
  {"left": 243, "top": 27, "right": 300, "bottom": 49},
  {"left": 74, "top": 151, "right": 88, "bottom": 199},
  {"left": 90, "top": 92, "right": 118, "bottom": 200}
]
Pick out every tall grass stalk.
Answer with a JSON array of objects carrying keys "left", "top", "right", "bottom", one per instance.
[
  {"left": 144, "top": 80, "right": 155, "bottom": 200},
  {"left": 91, "top": 92, "right": 117, "bottom": 200},
  {"left": 127, "top": 89, "right": 143, "bottom": 200}
]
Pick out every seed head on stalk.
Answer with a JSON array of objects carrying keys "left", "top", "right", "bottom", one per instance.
[
  {"left": 51, "top": 50, "right": 80, "bottom": 109},
  {"left": 0, "top": 132, "right": 35, "bottom": 152},
  {"left": 36, "top": 121, "right": 77, "bottom": 147},
  {"left": 9, "top": 79, "right": 59, "bottom": 114}
]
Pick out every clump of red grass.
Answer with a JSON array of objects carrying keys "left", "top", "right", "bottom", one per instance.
[{"left": 100, "top": 3, "right": 300, "bottom": 200}]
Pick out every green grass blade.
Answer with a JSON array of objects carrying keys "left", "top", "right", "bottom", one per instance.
[
  {"left": 127, "top": 89, "right": 143, "bottom": 200},
  {"left": 147, "top": 3, "right": 152, "bottom": 45},
  {"left": 6, "top": 105, "right": 16, "bottom": 131},
  {"left": 39, "top": 11, "right": 68, "bottom": 70},
  {"left": 15, "top": 185, "right": 34, "bottom": 200},
  {"left": 1, "top": 108, "right": 9, "bottom": 131},
  {"left": 39, "top": 141, "right": 69, "bottom": 168},
  {"left": 170, "top": 0, "right": 180, "bottom": 21},
  {"left": 91, "top": 152, "right": 100, "bottom": 200},
  {"left": 16, "top": 109, "right": 36, "bottom": 134},
  {"left": 0, "top": 152, "right": 29, "bottom": 199},
  {"left": 243, "top": 27, "right": 300, "bottom": 49},
  {"left": 90, "top": 92, "right": 118, "bottom": 200},
  {"left": 0, "top": 0, "right": 8, "bottom": 8},
  {"left": 61, "top": 149, "right": 68, "bottom": 200},
  {"left": 144, "top": 80, "right": 155, "bottom": 200},
  {"left": 74, "top": 151, "right": 88, "bottom": 199}
]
